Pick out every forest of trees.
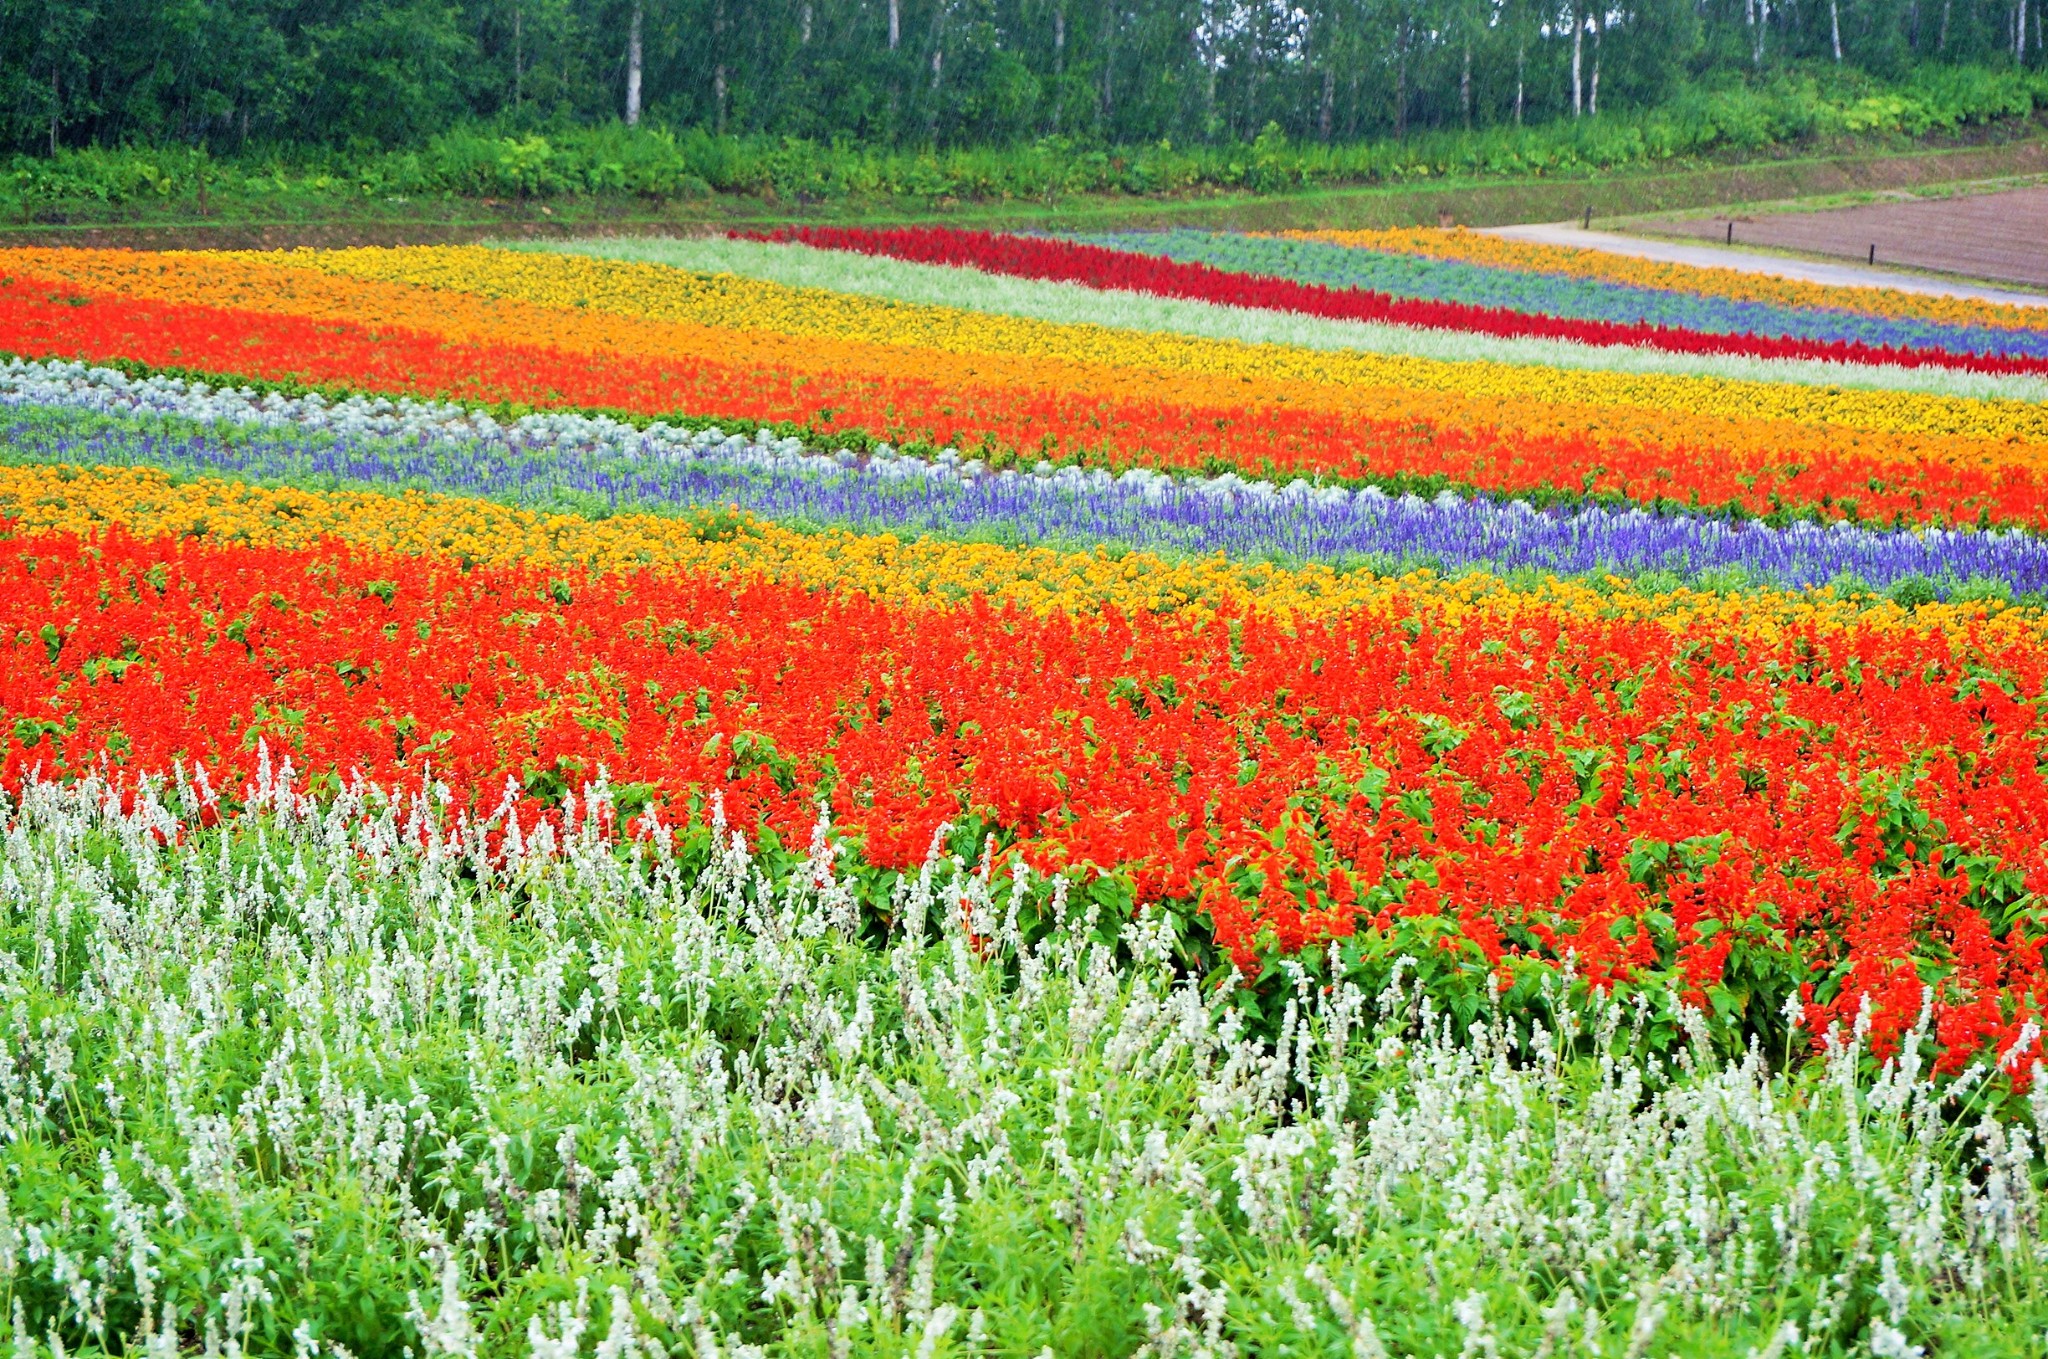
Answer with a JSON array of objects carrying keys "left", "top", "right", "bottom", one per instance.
[{"left": 3, "top": 0, "right": 2043, "bottom": 158}]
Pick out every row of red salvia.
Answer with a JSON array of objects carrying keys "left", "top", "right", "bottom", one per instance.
[
  {"left": 748, "top": 223, "right": 2048, "bottom": 377},
  {"left": 2, "top": 523, "right": 2042, "bottom": 1071}
]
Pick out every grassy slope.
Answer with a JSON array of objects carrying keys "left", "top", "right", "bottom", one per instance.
[{"left": 3, "top": 125, "right": 2046, "bottom": 248}]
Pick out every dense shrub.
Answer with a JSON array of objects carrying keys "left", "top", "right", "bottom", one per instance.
[{"left": 3, "top": 64, "right": 2043, "bottom": 214}]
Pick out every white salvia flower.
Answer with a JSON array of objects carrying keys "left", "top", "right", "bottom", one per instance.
[
  {"left": 832, "top": 983, "right": 874, "bottom": 1064},
  {"left": 4, "top": 761, "right": 2047, "bottom": 1359},
  {"left": 1529, "top": 1287, "right": 1579, "bottom": 1359},
  {"left": 1231, "top": 1124, "right": 1315, "bottom": 1242},
  {"left": 1276, "top": 1278, "right": 1319, "bottom": 1334},
  {"left": 1301, "top": 1263, "right": 1387, "bottom": 1359},
  {"left": 1323, "top": 1129, "right": 1365, "bottom": 1241},
  {"left": 1998, "top": 1020, "right": 2041, "bottom": 1073},
  {"left": 912, "top": 1304, "right": 959, "bottom": 1359},
  {"left": 217, "top": 1245, "right": 273, "bottom": 1359},
  {"left": 407, "top": 1253, "right": 478, "bottom": 1358},
  {"left": 525, "top": 1280, "right": 589, "bottom": 1359},
  {"left": 97, "top": 1151, "right": 159, "bottom": 1328},
  {"left": 1453, "top": 1290, "right": 1499, "bottom": 1359},
  {"left": 906, "top": 1226, "right": 940, "bottom": 1328},
  {"left": 863, "top": 1234, "right": 890, "bottom": 1316},
  {"left": 594, "top": 1286, "right": 645, "bottom": 1359},
  {"left": 800, "top": 1071, "right": 876, "bottom": 1153},
  {"left": 1745, "top": 1321, "right": 1799, "bottom": 1359},
  {"left": 1867, "top": 1321, "right": 1924, "bottom": 1359},
  {"left": 1121, "top": 1216, "right": 1169, "bottom": 1265},
  {"left": 1620, "top": 1281, "right": 1665, "bottom": 1359},
  {"left": 1876, "top": 1252, "right": 1911, "bottom": 1326}
]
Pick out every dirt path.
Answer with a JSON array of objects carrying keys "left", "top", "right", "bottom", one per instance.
[
  {"left": 1483, "top": 221, "right": 2048, "bottom": 308},
  {"left": 1644, "top": 184, "right": 2048, "bottom": 291}
]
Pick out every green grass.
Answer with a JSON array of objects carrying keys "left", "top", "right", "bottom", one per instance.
[{"left": 0, "top": 133, "right": 2041, "bottom": 244}]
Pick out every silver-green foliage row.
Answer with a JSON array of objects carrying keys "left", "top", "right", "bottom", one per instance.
[
  {"left": 528, "top": 237, "right": 2048, "bottom": 404},
  {"left": 2, "top": 763, "right": 2045, "bottom": 1357}
]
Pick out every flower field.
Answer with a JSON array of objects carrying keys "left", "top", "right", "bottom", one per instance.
[{"left": 3, "top": 229, "right": 2048, "bottom": 1355}]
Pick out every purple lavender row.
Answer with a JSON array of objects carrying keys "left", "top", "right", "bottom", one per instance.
[{"left": 4, "top": 390, "right": 2045, "bottom": 600}]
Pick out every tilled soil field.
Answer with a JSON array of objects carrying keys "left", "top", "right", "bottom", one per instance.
[{"left": 1659, "top": 183, "right": 2048, "bottom": 288}]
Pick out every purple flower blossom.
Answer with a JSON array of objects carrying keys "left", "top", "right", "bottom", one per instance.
[{"left": 6, "top": 398, "right": 2044, "bottom": 600}]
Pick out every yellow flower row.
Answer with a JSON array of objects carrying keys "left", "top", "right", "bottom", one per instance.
[
  {"left": 271, "top": 245, "right": 2048, "bottom": 448},
  {"left": 1288, "top": 227, "right": 2048, "bottom": 332},
  {"left": 11, "top": 246, "right": 2048, "bottom": 499},
  {"left": 6, "top": 461, "right": 2042, "bottom": 652}
]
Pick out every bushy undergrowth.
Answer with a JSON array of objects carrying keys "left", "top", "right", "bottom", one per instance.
[
  {"left": 4, "top": 65, "right": 2043, "bottom": 215},
  {"left": 1, "top": 764, "right": 2045, "bottom": 1356}
]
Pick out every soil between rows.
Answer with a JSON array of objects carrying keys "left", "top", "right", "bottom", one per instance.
[{"left": 1655, "top": 181, "right": 2048, "bottom": 289}]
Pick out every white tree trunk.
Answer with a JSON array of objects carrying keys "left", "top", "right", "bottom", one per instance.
[
  {"left": 1392, "top": 25, "right": 1406, "bottom": 135},
  {"left": 1099, "top": 2, "right": 1115, "bottom": 130},
  {"left": 1052, "top": 4, "right": 1065, "bottom": 132},
  {"left": 1589, "top": 11, "right": 1601, "bottom": 115},
  {"left": 1572, "top": 7, "right": 1583, "bottom": 117},
  {"left": 889, "top": 0, "right": 900, "bottom": 50},
  {"left": 1831, "top": 0, "right": 1844, "bottom": 60},
  {"left": 712, "top": 0, "right": 727, "bottom": 130},
  {"left": 625, "top": 0, "right": 643, "bottom": 125}
]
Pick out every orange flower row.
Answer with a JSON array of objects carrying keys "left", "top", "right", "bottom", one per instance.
[{"left": 5, "top": 246, "right": 2048, "bottom": 525}]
